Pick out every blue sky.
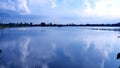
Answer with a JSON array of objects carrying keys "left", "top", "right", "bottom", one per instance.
[{"left": 0, "top": 0, "right": 120, "bottom": 24}]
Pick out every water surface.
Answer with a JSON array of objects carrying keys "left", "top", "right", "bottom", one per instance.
[{"left": 0, "top": 27, "right": 120, "bottom": 68}]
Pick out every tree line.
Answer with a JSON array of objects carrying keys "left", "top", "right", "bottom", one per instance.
[{"left": 1, "top": 22, "right": 120, "bottom": 28}]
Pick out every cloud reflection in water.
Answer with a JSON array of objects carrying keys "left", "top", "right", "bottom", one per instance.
[
  {"left": 0, "top": 37, "right": 30, "bottom": 68},
  {"left": 0, "top": 27, "right": 120, "bottom": 68}
]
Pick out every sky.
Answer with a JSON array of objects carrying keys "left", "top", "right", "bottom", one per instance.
[{"left": 0, "top": 0, "right": 120, "bottom": 24}]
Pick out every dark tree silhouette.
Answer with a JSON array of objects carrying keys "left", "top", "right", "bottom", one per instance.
[
  {"left": 41, "top": 22, "right": 46, "bottom": 26},
  {"left": 0, "top": 50, "right": 2, "bottom": 53},
  {"left": 117, "top": 53, "right": 120, "bottom": 59},
  {"left": 30, "top": 22, "right": 33, "bottom": 26},
  {"left": 1, "top": 21, "right": 120, "bottom": 28}
]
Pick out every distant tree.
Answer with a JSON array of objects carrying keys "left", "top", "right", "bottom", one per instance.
[
  {"left": 20, "top": 22, "right": 23, "bottom": 25},
  {"left": 49, "top": 23, "right": 52, "bottom": 26},
  {"left": 24, "top": 22, "right": 28, "bottom": 25},
  {"left": 30, "top": 22, "right": 33, "bottom": 26},
  {"left": 86, "top": 24, "right": 90, "bottom": 26},
  {"left": 117, "top": 22, "right": 120, "bottom": 26},
  {"left": 41, "top": 22, "right": 46, "bottom": 26}
]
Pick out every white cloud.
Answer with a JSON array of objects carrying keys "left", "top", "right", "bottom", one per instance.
[
  {"left": 0, "top": 0, "right": 15, "bottom": 11},
  {"left": 27, "top": 0, "right": 120, "bottom": 18},
  {"left": 84, "top": 0, "right": 120, "bottom": 17},
  {"left": 1, "top": 0, "right": 120, "bottom": 23},
  {"left": 17, "top": 0, "right": 30, "bottom": 14},
  {"left": 29, "top": 0, "right": 49, "bottom": 7},
  {"left": 29, "top": 0, "right": 57, "bottom": 8},
  {"left": 1, "top": 0, "right": 120, "bottom": 17},
  {"left": 0, "top": 0, "right": 30, "bottom": 14},
  {"left": 50, "top": 0, "right": 57, "bottom": 8}
]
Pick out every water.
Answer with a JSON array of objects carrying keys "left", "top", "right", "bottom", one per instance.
[{"left": 0, "top": 27, "right": 120, "bottom": 68}]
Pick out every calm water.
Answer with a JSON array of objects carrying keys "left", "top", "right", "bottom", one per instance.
[{"left": 0, "top": 27, "right": 120, "bottom": 68}]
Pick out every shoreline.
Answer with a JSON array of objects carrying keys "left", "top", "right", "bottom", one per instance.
[{"left": 0, "top": 25, "right": 120, "bottom": 29}]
